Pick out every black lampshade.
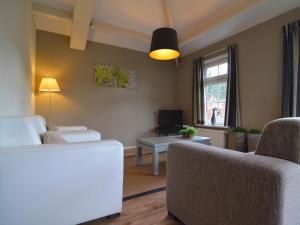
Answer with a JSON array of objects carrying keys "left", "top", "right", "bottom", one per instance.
[{"left": 149, "top": 27, "right": 180, "bottom": 60}]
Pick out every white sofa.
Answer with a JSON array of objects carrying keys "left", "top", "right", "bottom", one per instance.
[{"left": 0, "top": 115, "right": 124, "bottom": 225}]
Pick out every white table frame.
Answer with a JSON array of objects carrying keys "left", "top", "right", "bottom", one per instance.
[{"left": 136, "top": 136, "right": 211, "bottom": 176}]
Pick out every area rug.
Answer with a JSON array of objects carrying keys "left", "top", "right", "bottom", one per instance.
[
  {"left": 82, "top": 191, "right": 182, "bottom": 225},
  {"left": 123, "top": 152, "right": 167, "bottom": 198}
]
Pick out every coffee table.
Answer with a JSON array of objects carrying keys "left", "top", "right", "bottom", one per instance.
[{"left": 136, "top": 136, "right": 211, "bottom": 175}]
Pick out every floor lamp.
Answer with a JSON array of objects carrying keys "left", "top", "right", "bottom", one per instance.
[{"left": 39, "top": 78, "right": 60, "bottom": 123}]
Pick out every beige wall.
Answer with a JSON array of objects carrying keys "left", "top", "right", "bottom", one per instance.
[
  {"left": 0, "top": 0, "right": 35, "bottom": 116},
  {"left": 176, "top": 7, "right": 300, "bottom": 130},
  {"left": 36, "top": 31, "right": 176, "bottom": 146},
  {"left": 35, "top": 7, "right": 300, "bottom": 145}
]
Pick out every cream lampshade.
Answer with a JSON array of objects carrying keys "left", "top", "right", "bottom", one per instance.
[{"left": 39, "top": 78, "right": 60, "bottom": 92}]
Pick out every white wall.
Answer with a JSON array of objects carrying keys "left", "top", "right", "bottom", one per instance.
[{"left": 0, "top": 0, "right": 35, "bottom": 116}]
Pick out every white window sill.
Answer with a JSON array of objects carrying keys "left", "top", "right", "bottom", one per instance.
[{"left": 195, "top": 124, "right": 229, "bottom": 130}]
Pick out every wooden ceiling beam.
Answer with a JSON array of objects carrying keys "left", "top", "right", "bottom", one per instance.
[
  {"left": 70, "top": 0, "right": 95, "bottom": 50},
  {"left": 91, "top": 20, "right": 151, "bottom": 43},
  {"left": 32, "top": 3, "right": 73, "bottom": 36}
]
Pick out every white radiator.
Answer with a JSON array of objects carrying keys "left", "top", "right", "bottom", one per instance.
[{"left": 197, "top": 128, "right": 226, "bottom": 148}]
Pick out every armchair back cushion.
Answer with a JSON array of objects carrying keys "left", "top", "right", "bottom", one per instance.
[
  {"left": 255, "top": 117, "right": 300, "bottom": 164},
  {"left": 27, "top": 115, "right": 47, "bottom": 137},
  {"left": 0, "top": 115, "right": 46, "bottom": 148}
]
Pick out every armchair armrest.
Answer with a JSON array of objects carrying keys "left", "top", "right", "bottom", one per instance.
[
  {"left": 0, "top": 140, "right": 123, "bottom": 225},
  {"left": 43, "top": 130, "right": 101, "bottom": 144},
  {"left": 167, "top": 142, "right": 300, "bottom": 225}
]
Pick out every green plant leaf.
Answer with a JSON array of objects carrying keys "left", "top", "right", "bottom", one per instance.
[
  {"left": 232, "top": 127, "right": 247, "bottom": 133},
  {"left": 180, "top": 127, "right": 197, "bottom": 137},
  {"left": 117, "top": 68, "right": 129, "bottom": 88},
  {"left": 249, "top": 128, "right": 261, "bottom": 134}
]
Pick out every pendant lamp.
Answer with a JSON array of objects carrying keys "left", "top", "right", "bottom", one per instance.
[{"left": 149, "top": 27, "right": 180, "bottom": 60}]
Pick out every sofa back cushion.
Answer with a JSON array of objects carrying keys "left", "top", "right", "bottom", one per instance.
[
  {"left": 26, "top": 115, "right": 47, "bottom": 138},
  {"left": 0, "top": 115, "right": 46, "bottom": 148},
  {"left": 255, "top": 117, "right": 300, "bottom": 164}
]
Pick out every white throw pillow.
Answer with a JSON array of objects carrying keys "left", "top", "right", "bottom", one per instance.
[{"left": 43, "top": 131, "right": 66, "bottom": 144}]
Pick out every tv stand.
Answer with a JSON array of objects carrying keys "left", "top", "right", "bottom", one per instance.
[{"left": 156, "top": 125, "right": 183, "bottom": 137}]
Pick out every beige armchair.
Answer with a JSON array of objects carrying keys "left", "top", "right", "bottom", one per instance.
[{"left": 167, "top": 118, "right": 300, "bottom": 225}]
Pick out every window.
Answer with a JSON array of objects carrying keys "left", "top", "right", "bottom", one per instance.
[{"left": 203, "top": 54, "right": 228, "bottom": 125}]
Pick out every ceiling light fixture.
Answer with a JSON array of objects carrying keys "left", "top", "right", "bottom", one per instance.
[{"left": 149, "top": 27, "right": 180, "bottom": 60}]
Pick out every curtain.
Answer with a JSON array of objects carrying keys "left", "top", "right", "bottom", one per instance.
[
  {"left": 224, "top": 44, "right": 241, "bottom": 127},
  {"left": 192, "top": 57, "right": 205, "bottom": 125},
  {"left": 281, "top": 20, "right": 300, "bottom": 117}
]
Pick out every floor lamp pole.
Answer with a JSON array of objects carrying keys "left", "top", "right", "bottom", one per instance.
[
  {"left": 48, "top": 92, "right": 52, "bottom": 123},
  {"left": 39, "top": 78, "right": 60, "bottom": 124}
]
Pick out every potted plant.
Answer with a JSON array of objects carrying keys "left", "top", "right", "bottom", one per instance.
[
  {"left": 179, "top": 127, "right": 197, "bottom": 139},
  {"left": 247, "top": 128, "right": 262, "bottom": 152},
  {"left": 227, "top": 127, "right": 247, "bottom": 152}
]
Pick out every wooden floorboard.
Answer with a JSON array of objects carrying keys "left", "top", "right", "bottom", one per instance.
[
  {"left": 124, "top": 148, "right": 152, "bottom": 157},
  {"left": 82, "top": 191, "right": 182, "bottom": 225},
  {"left": 123, "top": 153, "right": 166, "bottom": 197}
]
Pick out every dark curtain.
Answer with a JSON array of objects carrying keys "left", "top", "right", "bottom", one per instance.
[
  {"left": 282, "top": 20, "right": 300, "bottom": 117},
  {"left": 192, "top": 57, "right": 205, "bottom": 125},
  {"left": 225, "top": 44, "right": 241, "bottom": 127}
]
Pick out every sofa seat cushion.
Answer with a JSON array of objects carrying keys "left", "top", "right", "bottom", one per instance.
[
  {"left": 0, "top": 116, "right": 42, "bottom": 147},
  {"left": 255, "top": 117, "right": 300, "bottom": 164}
]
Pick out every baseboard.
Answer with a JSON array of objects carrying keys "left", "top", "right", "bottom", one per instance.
[
  {"left": 124, "top": 147, "right": 152, "bottom": 157},
  {"left": 123, "top": 186, "right": 166, "bottom": 201}
]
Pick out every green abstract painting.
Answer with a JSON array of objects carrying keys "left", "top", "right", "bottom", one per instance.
[{"left": 94, "top": 64, "right": 138, "bottom": 90}]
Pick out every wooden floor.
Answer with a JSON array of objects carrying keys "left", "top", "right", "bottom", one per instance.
[
  {"left": 82, "top": 191, "right": 182, "bottom": 225},
  {"left": 124, "top": 152, "right": 167, "bottom": 197}
]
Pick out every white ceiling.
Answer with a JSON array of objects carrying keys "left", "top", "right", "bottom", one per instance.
[{"left": 32, "top": 0, "right": 300, "bottom": 56}]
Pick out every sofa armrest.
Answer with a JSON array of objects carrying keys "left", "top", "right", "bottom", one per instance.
[
  {"left": 43, "top": 130, "right": 101, "bottom": 144},
  {"left": 0, "top": 140, "right": 123, "bottom": 225},
  {"left": 167, "top": 142, "right": 300, "bottom": 225}
]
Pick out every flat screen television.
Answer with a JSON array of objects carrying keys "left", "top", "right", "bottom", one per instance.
[{"left": 158, "top": 110, "right": 183, "bottom": 126}]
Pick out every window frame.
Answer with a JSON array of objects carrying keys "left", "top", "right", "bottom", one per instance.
[{"left": 203, "top": 53, "right": 228, "bottom": 126}]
